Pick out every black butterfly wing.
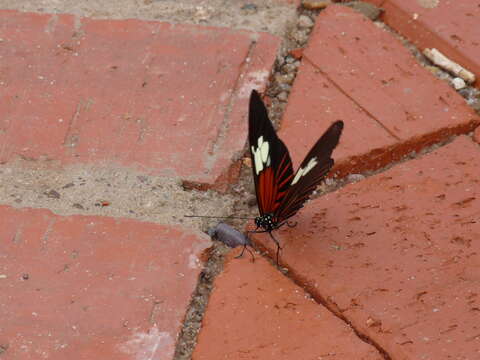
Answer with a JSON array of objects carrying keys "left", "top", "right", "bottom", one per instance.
[
  {"left": 274, "top": 120, "right": 344, "bottom": 222},
  {"left": 249, "top": 90, "right": 294, "bottom": 217}
]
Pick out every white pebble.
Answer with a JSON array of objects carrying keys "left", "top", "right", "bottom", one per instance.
[{"left": 452, "top": 77, "right": 466, "bottom": 90}]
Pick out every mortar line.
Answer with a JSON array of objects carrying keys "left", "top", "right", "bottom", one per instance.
[
  {"left": 172, "top": 245, "right": 228, "bottom": 360},
  {"left": 205, "top": 40, "right": 258, "bottom": 171}
]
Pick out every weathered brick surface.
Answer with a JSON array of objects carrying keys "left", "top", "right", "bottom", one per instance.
[
  {"left": 374, "top": 0, "right": 480, "bottom": 83},
  {"left": 474, "top": 125, "right": 480, "bottom": 144},
  {"left": 279, "top": 5, "right": 479, "bottom": 176},
  {"left": 252, "top": 136, "right": 480, "bottom": 359},
  {"left": 193, "top": 252, "right": 383, "bottom": 359},
  {"left": 0, "top": 10, "right": 280, "bottom": 184},
  {"left": 0, "top": 206, "right": 209, "bottom": 359}
]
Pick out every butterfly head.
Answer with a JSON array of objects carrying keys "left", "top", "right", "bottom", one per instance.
[{"left": 255, "top": 213, "right": 276, "bottom": 232}]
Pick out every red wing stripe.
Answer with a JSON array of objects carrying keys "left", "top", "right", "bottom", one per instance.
[
  {"left": 258, "top": 167, "right": 279, "bottom": 214},
  {"left": 277, "top": 174, "right": 293, "bottom": 189},
  {"left": 264, "top": 169, "right": 271, "bottom": 209},
  {"left": 276, "top": 154, "right": 289, "bottom": 178},
  {"left": 276, "top": 154, "right": 294, "bottom": 189}
]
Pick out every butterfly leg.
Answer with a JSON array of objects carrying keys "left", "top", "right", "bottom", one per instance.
[
  {"left": 234, "top": 244, "right": 256, "bottom": 262},
  {"left": 247, "top": 229, "right": 282, "bottom": 264},
  {"left": 286, "top": 221, "right": 297, "bottom": 228},
  {"left": 268, "top": 231, "right": 282, "bottom": 265},
  {"left": 246, "top": 226, "right": 265, "bottom": 234},
  {"left": 235, "top": 244, "right": 247, "bottom": 259},
  {"left": 246, "top": 246, "right": 255, "bottom": 262},
  {"left": 275, "top": 220, "right": 297, "bottom": 229}
]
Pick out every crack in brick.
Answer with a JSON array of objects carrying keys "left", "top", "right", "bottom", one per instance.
[
  {"left": 303, "top": 54, "right": 402, "bottom": 142},
  {"left": 63, "top": 99, "right": 93, "bottom": 150},
  {"left": 40, "top": 218, "right": 56, "bottom": 252},
  {"left": 275, "top": 264, "right": 393, "bottom": 360},
  {"left": 149, "top": 300, "right": 163, "bottom": 325},
  {"left": 45, "top": 14, "right": 59, "bottom": 34},
  {"left": 12, "top": 227, "right": 23, "bottom": 244}
]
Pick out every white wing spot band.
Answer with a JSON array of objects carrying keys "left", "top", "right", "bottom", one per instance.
[
  {"left": 291, "top": 157, "right": 318, "bottom": 185},
  {"left": 251, "top": 136, "right": 270, "bottom": 175}
]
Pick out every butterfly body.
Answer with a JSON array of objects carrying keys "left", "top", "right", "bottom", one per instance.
[
  {"left": 248, "top": 90, "right": 343, "bottom": 261},
  {"left": 254, "top": 213, "right": 276, "bottom": 232}
]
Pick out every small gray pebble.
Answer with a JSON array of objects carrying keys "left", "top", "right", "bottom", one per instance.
[
  {"left": 298, "top": 15, "right": 314, "bottom": 29},
  {"left": 347, "top": 174, "right": 366, "bottom": 182},
  {"left": 45, "top": 189, "right": 61, "bottom": 199},
  {"left": 241, "top": 3, "right": 258, "bottom": 13},
  {"left": 278, "top": 92, "right": 289, "bottom": 102},
  {"left": 278, "top": 83, "right": 292, "bottom": 92}
]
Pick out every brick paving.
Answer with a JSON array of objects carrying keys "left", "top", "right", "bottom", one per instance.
[
  {"left": 252, "top": 136, "right": 480, "bottom": 358},
  {"left": 193, "top": 253, "right": 383, "bottom": 359},
  {"left": 0, "top": 206, "right": 209, "bottom": 359},
  {"left": 0, "top": 10, "right": 280, "bottom": 184},
  {"left": 281, "top": 5, "right": 479, "bottom": 176},
  {"left": 0, "top": 2, "right": 479, "bottom": 360},
  {"left": 372, "top": 0, "right": 480, "bottom": 80}
]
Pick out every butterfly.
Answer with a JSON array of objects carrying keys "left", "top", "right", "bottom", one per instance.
[{"left": 248, "top": 89, "right": 344, "bottom": 262}]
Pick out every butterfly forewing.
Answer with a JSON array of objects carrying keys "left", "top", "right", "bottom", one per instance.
[
  {"left": 249, "top": 90, "right": 294, "bottom": 216},
  {"left": 274, "top": 120, "right": 344, "bottom": 222}
]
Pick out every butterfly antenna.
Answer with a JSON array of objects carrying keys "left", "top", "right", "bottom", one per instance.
[{"left": 184, "top": 215, "right": 255, "bottom": 220}]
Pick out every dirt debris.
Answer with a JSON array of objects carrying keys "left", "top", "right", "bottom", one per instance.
[{"left": 0, "top": 160, "right": 236, "bottom": 232}]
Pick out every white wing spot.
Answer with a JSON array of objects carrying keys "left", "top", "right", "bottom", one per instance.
[
  {"left": 252, "top": 136, "right": 270, "bottom": 175},
  {"left": 260, "top": 140, "right": 269, "bottom": 162},
  {"left": 253, "top": 147, "right": 263, "bottom": 174},
  {"left": 291, "top": 157, "right": 318, "bottom": 185}
]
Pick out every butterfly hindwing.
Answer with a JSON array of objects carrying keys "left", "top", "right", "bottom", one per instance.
[
  {"left": 249, "top": 90, "right": 294, "bottom": 217},
  {"left": 275, "top": 120, "right": 344, "bottom": 222}
]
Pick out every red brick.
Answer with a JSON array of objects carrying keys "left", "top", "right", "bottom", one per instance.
[
  {"left": 474, "top": 125, "right": 480, "bottom": 144},
  {"left": 280, "top": 59, "right": 397, "bottom": 175},
  {"left": 289, "top": 47, "right": 304, "bottom": 60},
  {"left": 0, "top": 206, "right": 209, "bottom": 359},
  {"left": 375, "top": 0, "right": 480, "bottom": 83},
  {"left": 193, "top": 252, "right": 383, "bottom": 359},
  {"left": 0, "top": 10, "right": 280, "bottom": 184},
  {"left": 252, "top": 136, "right": 480, "bottom": 359},
  {"left": 279, "top": 5, "right": 479, "bottom": 175}
]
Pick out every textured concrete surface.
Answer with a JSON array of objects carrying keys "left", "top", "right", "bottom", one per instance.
[{"left": 0, "top": 0, "right": 298, "bottom": 37}]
